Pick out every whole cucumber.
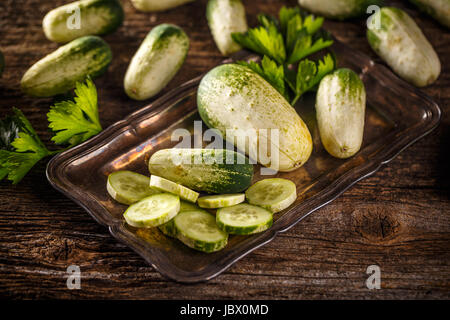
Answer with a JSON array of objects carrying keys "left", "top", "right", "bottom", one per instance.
[
  {"left": 149, "top": 149, "right": 254, "bottom": 194},
  {"left": 367, "top": 7, "right": 441, "bottom": 87},
  {"left": 21, "top": 36, "right": 112, "bottom": 97},
  {"left": 408, "top": 0, "right": 450, "bottom": 28},
  {"left": 131, "top": 0, "right": 195, "bottom": 12},
  {"left": 316, "top": 68, "right": 366, "bottom": 159},
  {"left": 197, "top": 64, "right": 313, "bottom": 172},
  {"left": 124, "top": 24, "right": 189, "bottom": 100},
  {"left": 298, "top": 0, "right": 383, "bottom": 20},
  {"left": 0, "top": 50, "right": 4, "bottom": 77},
  {"left": 207, "top": 0, "right": 248, "bottom": 56},
  {"left": 43, "top": 0, "right": 124, "bottom": 43}
]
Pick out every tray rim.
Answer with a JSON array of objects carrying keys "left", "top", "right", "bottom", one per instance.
[{"left": 46, "top": 43, "right": 442, "bottom": 283}]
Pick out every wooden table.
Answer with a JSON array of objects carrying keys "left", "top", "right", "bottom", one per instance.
[{"left": 0, "top": 0, "right": 448, "bottom": 299}]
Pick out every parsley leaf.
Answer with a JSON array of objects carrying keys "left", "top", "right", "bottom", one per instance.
[
  {"left": 287, "top": 53, "right": 337, "bottom": 105},
  {"left": 237, "top": 56, "right": 287, "bottom": 99},
  {"left": 47, "top": 77, "right": 102, "bottom": 147},
  {"left": 0, "top": 108, "right": 52, "bottom": 184}
]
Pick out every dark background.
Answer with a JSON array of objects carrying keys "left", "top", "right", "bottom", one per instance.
[{"left": 0, "top": 0, "right": 449, "bottom": 299}]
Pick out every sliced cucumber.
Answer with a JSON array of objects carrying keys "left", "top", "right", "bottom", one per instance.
[
  {"left": 245, "top": 178, "right": 296, "bottom": 213},
  {"left": 150, "top": 175, "right": 199, "bottom": 203},
  {"left": 123, "top": 193, "right": 180, "bottom": 228},
  {"left": 216, "top": 203, "right": 273, "bottom": 235},
  {"left": 174, "top": 210, "right": 228, "bottom": 253},
  {"left": 107, "top": 171, "right": 159, "bottom": 205},
  {"left": 158, "top": 201, "right": 206, "bottom": 238},
  {"left": 198, "top": 193, "right": 245, "bottom": 209}
]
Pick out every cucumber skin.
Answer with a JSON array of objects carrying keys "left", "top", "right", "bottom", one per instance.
[
  {"left": 216, "top": 216, "right": 273, "bottom": 235},
  {"left": 316, "top": 68, "right": 366, "bottom": 159},
  {"left": 206, "top": 0, "right": 247, "bottom": 56},
  {"left": 149, "top": 149, "right": 254, "bottom": 194},
  {"left": 131, "top": 0, "right": 195, "bottom": 12},
  {"left": 408, "top": 0, "right": 450, "bottom": 28},
  {"left": 197, "top": 64, "right": 313, "bottom": 172},
  {"left": 367, "top": 7, "right": 441, "bottom": 87},
  {"left": 158, "top": 202, "right": 207, "bottom": 238},
  {"left": 0, "top": 51, "right": 4, "bottom": 77},
  {"left": 298, "top": 0, "right": 384, "bottom": 20},
  {"left": 21, "top": 36, "right": 112, "bottom": 97},
  {"left": 124, "top": 24, "right": 189, "bottom": 100},
  {"left": 43, "top": 0, "right": 124, "bottom": 43}
]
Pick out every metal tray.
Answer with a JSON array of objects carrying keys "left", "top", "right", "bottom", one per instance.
[{"left": 46, "top": 41, "right": 441, "bottom": 283}]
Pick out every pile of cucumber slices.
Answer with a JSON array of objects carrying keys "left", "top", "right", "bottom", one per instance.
[{"left": 107, "top": 169, "right": 297, "bottom": 253}]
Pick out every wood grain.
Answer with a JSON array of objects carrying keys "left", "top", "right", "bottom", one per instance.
[{"left": 0, "top": 0, "right": 449, "bottom": 299}]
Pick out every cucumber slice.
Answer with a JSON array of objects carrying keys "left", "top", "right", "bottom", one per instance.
[
  {"left": 174, "top": 210, "right": 228, "bottom": 253},
  {"left": 198, "top": 193, "right": 245, "bottom": 209},
  {"left": 107, "top": 170, "right": 159, "bottom": 205},
  {"left": 150, "top": 175, "right": 199, "bottom": 203},
  {"left": 158, "top": 201, "right": 206, "bottom": 238},
  {"left": 123, "top": 193, "right": 180, "bottom": 228},
  {"left": 245, "top": 178, "right": 296, "bottom": 213},
  {"left": 216, "top": 203, "right": 273, "bottom": 235}
]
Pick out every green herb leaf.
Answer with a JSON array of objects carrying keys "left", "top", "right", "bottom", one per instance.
[
  {"left": 0, "top": 108, "right": 51, "bottom": 184},
  {"left": 237, "top": 56, "right": 287, "bottom": 99},
  {"left": 287, "top": 31, "right": 333, "bottom": 65},
  {"left": 47, "top": 77, "right": 102, "bottom": 147},
  {"left": 290, "top": 53, "right": 336, "bottom": 105}
]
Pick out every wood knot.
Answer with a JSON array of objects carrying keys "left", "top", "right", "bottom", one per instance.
[{"left": 352, "top": 209, "right": 401, "bottom": 242}]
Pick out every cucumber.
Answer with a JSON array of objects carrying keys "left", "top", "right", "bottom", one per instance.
[
  {"left": 107, "top": 171, "right": 158, "bottom": 205},
  {"left": 174, "top": 210, "right": 228, "bottom": 253},
  {"left": 245, "top": 178, "right": 296, "bottom": 213},
  {"left": 408, "top": 0, "right": 450, "bottom": 28},
  {"left": 124, "top": 24, "right": 189, "bottom": 100},
  {"left": 367, "top": 7, "right": 441, "bottom": 87},
  {"left": 298, "top": 0, "right": 383, "bottom": 20},
  {"left": 316, "top": 68, "right": 366, "bottom": 159},
  {"left": 197, "top": 64, "right": 313, "bottom": 172},
  {"left": 21, "top": 36, "right": 112, "bottom": 97},
  {"left": 148, "top": 149, "right": 253, "bottom": 194},
  {"left": 131, "top": 0, "right": 195, "bottom": 12},
  {"left": 150, "top": 175, "right": 199, "bottom": 203},
  {"left": 158, "top": 201, "right": 207, "bottom": 237},
  {"left": 0, "top": 50, "right": 4, "bottom": 77},
  {"left": 198, "top": 193, "right": 245, "bottom": 209},
  {"left": 206, "top": 0, "right": 248, "bottom": 56},
  {"left": 216, "top": 203, "right": 273, "bottom": 235},
  {"left": 43, "top": 0, "right": 124, "bottom": 43},
  {"left": 123, "top": 193, "right": 180, "bottom": 228}
]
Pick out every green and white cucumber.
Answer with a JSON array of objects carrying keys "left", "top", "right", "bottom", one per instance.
[
  {"left": 148, "top": 149, "right": 253, "bottom": 194},
  {"left": 124, "top": 24, "right": 189, "bottom": 100},
  {"left": 197, "top": 64, "right": 313, "bottom": 172},
  {"left": 21, "top": 36, "right": 112, "bottom": 97},
  {"left": 367, "top": 7, "right": 441, "bottom": 87},
  {"left": 408, "top": 0, "right": 450, "bottom": 28},
  {"left": 206, "top": 0, "right": 248, "bottom": 56},
  {"left": 174, "top": 210, "right": 228, "bottom": 253},
  {"left": 131, "top": 0, "right": 195, "bottom": 12},
  {"left": 216, "top": 203, "right": 273, "bottom": 235},
  {"left": 316, "top": 68, "right": 366, "bottom": 159},
  {"left": 43, "top": 0, "right": 124, "bottom": 43},
  {"left": 298, "top": 0, "right": 383, "bottom": 20},
  {"left": 198, "top": 194, "right": 245, "bottom": 209},
  {"left": 150, "top": 175, "right": 199, "bottom": 203},
  {"left": 123, "top": 193, "right": 180, "bottom": 228},
  {"left": 107, "top": 171, "right": 158, "bottom": 205},
  {"left": 245, "top": 178, "right": 296, "bottom": 213},
  {"left": 158, "top": 201, "right": 206, "bottom": 238}
]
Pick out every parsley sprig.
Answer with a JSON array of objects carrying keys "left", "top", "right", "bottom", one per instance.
[
  {"left": 232, "top": 6, "right": 336, "bottom": 105},
  {"left": 0, "top": 78, "right": 102, "bottom": 184}
]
